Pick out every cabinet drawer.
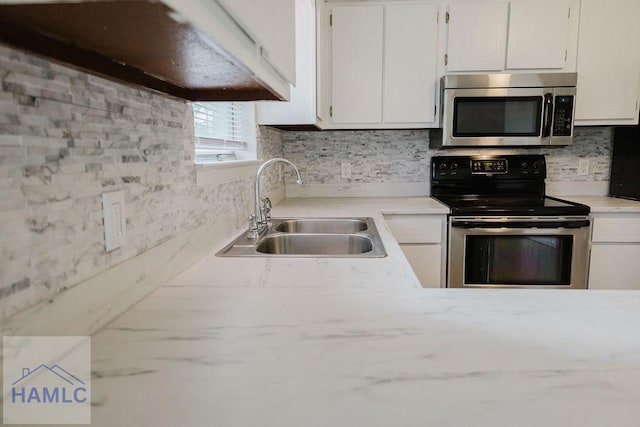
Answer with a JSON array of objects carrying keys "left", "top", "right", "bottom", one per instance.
[
  {"left": 384, "top": 215, "right": 443, "bottom": 244},
  {"left": 592, "top": 217, "right": 640, "bottom": 242}
]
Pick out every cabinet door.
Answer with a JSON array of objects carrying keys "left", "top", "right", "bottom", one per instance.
[
  {"left": 257, "top": 0, "right": 316, "bottom": 125},
  {"left": 445, "top": 2, "right": 508, "bottom": 71},
  {"left": 589, "top": 245, "right": 640, "bottom": 290},
  {"left": 575, "top": 0, "right": 640, "bottom": 125},
  {"left": 400, "top": 244, "right": 443, "bottom": 288},
  {"left": 506, "top": 0, "right": 570, "bottom": 69},
  {"left": 218, "top": 0, "right": 296, "bottom": 84},
  {"left": 331, "top": 5, "right": 383, "bottom": 124},
  {"left": 385, "top": 214, "right": 446, "bottom": 287},
  {"left": 383, "top": 3, "right": 438, "bottom": 124}
]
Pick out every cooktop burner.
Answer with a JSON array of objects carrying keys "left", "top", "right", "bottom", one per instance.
[{"left": 431, "top": 155, "right": 590, "bottom": 217}]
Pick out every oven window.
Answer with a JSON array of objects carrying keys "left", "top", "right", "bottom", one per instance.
[
  {"left": 464, "top": 235, "right": 573, "bottom": 285},
  {"left": 453, "top": 97, "right": 542, "bottom": 137}
]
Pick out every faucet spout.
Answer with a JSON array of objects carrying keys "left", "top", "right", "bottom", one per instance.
[{"left": 251, "top": 158, "right": 303, "bottom": 237}]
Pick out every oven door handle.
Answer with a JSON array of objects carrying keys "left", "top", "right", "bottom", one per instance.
[{"left": 451, "top": 219, "right": 591, "bottom": 229}]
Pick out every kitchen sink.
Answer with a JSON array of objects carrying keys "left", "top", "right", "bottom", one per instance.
[
  {"left": 217, "top": 217, "right": 386, "bottom": 257},
  {"left": 275, "top": 218, "right": 368, "bottom": 234},
  {"left": 255, "top": 233, "right": 373, "bottom": 255}
]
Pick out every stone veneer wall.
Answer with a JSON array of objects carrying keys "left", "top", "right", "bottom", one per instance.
[
  {"left": 0, "top": 44, "right": 284, "bottom": 320},
  {"left": 282, "top": 127, "right": 613, "bottom": 187}
]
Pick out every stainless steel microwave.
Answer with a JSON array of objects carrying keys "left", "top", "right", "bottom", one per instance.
[{"left": 440, "top": 73, "right": 577, "bottom": 147}]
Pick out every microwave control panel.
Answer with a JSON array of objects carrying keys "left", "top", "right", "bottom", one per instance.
[{"left": 553, "top": 95, "right": 574, "bottom": 136}]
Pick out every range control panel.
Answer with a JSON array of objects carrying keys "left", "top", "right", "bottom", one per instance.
[
  {"left": 471, "top": 159, "right": 507, "bottom": 174},
  {"left": 431, "top": 155, "right": 546, "bottom": 180}
]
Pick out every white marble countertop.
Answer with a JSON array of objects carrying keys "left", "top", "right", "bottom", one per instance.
[
  {"left": 554, "top": 195, "right": 640, "bottom": 213},
  {"left": 86, "top": 197, "right": 640, "bottom": 426},
  {"left": 90, "top": 287, "right": 640, "bottom": 427}
]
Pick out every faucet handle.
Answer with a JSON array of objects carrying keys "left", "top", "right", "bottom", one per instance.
[
  {"left": 261, "top": 197, "right": 272, "bottom": 222},
  {"left": 247, "top": 214, "right": 259, "bottom": 239}
]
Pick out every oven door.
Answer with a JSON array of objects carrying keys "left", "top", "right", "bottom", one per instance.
[
  {"left": 442, "top": 87, "right": 550, "bottom": 147},
  {"left": 448, "top": 217, "right": 591, "bottom": 289}
]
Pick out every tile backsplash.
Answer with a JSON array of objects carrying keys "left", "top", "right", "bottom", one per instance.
[
  {"left": 0, "top": 44, "right": 283, "bottom": 320},
  {"left": 282, "top": 127, "right": 613, "bottom": 187},
  {"left": 284, "top": 130, "right": 430, "bottom": 185}
]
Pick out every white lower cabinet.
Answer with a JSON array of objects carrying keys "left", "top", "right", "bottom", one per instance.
[
  {"left": 384, "top": 214, "right": 446, "bottom": 288},
  {"left": 398, "top": 244, "right": 443, "bottom": 288},
  {"left": 589, "top": 215, "right": 640, "bottom": 290}
]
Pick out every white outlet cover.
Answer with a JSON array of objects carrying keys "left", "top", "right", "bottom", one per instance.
[
  {"left": 578, "top": 159, "right": 590, "bottom": 176},
  {"left": 341, "top": 162, "right": 352, "bottom": 179},
  {"left": 102, "top": 191, "right": 126, "bottom": 252}
]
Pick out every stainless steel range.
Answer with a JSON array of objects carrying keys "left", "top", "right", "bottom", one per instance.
[{"left": 431, "top": 155, "right": 591, "bottom": 289}]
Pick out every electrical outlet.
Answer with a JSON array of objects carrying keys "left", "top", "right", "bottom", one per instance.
[
  {"left": 578, "top": 159, "right": 590, "bottom": 176},
  {"left": 341, "top": 162, "right": 352, "bottom": 179},
  {"left": 102, "top": 191, "right": 126, "bottom": 252}
]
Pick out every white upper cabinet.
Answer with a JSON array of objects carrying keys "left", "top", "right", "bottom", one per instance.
[
  {"left": 506, "top": 0, "right": 570, "bottom": 69},
  {"left": 217, "top": 0, "right": 296, "bottom": 84},
  {"left": 257, "top": 0, "right": 316, "bottom": 126},
  {"left": 445, "top": 2, "right": 508, "bottom": 71},
  {"left": 323, "top": 1, "right": 439, "bottom": 128},
  {"left": 575, "top": 0, "right": 640, "bottom": 126},
  {"left": 443, "top": 0, "right": 576, "bottom": 73},
  {"left": 330, "top": 5, "right": 384, "bottom": 124},
  {"left": 384, "top": 3, "right": 439, "bottom": 124}
]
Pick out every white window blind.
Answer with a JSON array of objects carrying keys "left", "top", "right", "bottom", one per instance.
[{"left": 192, "top": 102, "right": 256, "bottom": 164}]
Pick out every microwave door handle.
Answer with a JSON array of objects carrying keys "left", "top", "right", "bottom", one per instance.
[{"left": 542, "top": 93, "right": 554, "bottom": 137}]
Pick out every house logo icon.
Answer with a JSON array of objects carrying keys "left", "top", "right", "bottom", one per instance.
[
  {"left": 11, "top": 364, "right": 88, "bottom": 404},
  {"left": 3, "top": 336, "right": 91, "bottom": 424}
]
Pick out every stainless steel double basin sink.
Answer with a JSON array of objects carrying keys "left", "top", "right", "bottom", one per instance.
[{"left": 217, "top": 218, "right": 387, "bottom": 257}]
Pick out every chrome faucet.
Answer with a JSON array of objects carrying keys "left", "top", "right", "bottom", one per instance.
[{"left": 248, "top": 158, "right": 303, "bottom": 238}]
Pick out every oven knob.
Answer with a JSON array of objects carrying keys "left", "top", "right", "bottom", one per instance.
[
  {"left": 521, "top": 161, "right": 529, "bottom": 169},
  {"left": 439, "top": 162, "right": 448, "bottom": 170},
  {"left": 533, "top": 161, "right": 541, "bottom": 169},
  {"left": 450, "top": 162, "right": 458, "bottom": 170}
]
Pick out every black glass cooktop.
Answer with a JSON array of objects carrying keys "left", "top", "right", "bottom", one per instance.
[{"left": 432, "top": 194, "right": 590, "bottom": 216}]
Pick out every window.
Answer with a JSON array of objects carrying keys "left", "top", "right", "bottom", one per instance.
[{"left": 192, "top": 102, "right": 256, "bottom": 164}]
